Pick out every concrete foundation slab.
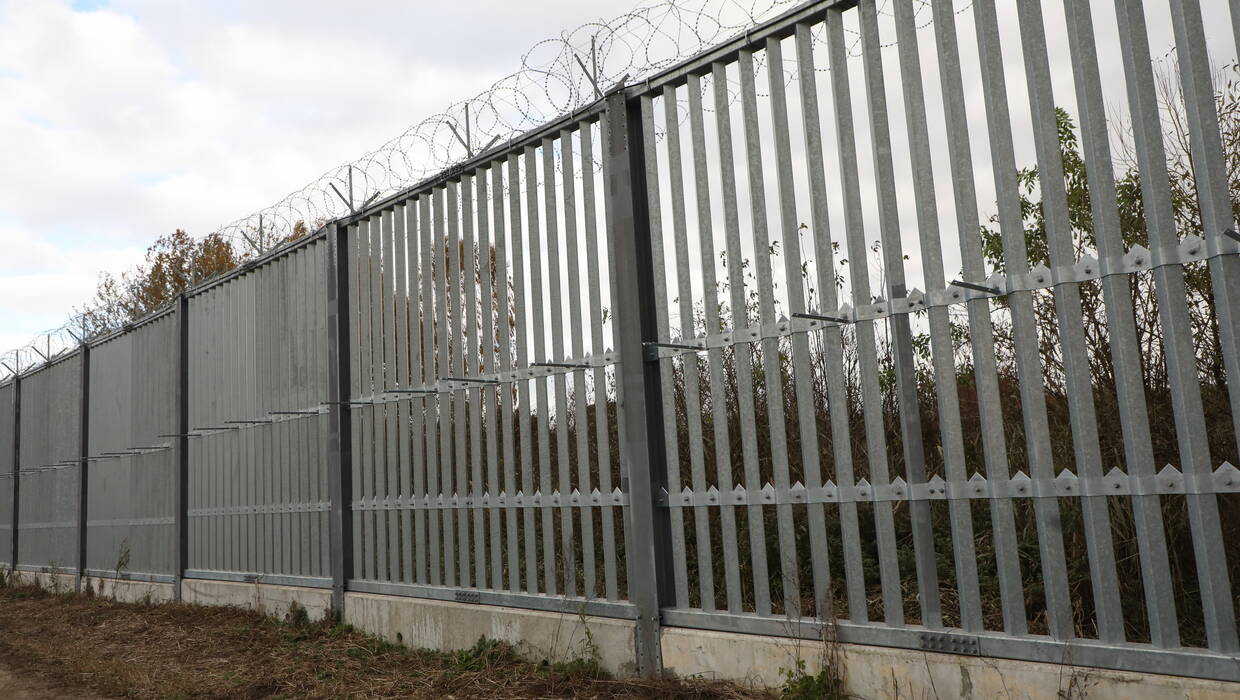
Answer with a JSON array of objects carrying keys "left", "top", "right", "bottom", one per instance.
[
  {"left": 181, "top": 578, "right": 332, "bottom": 622},
  {"left": 343, "top": 591, "right": 638, "bottom": 676},
  {"left": 661, "top": 626, "right": 1240, "bottom": 699},
  {"left": 81, "top": 575, "right": 175, "bottom": 604}
]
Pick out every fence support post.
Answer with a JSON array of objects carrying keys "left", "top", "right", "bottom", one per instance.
[
  {"left": 75, "top": 343, "right": 91, "bottom": 592},
  {"left": 603, "top": 89, "right": 674, "bottom": 677},
  {"left": 7, "top": 374, "right": 18, "bottom": 573},
  {"left": 174, "top": 293, "right": 190, "bottom": 601},
  {"left": 326, "top": 222, "right": 354, "bottom": 615}
]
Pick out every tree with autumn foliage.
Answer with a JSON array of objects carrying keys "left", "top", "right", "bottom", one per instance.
[
  {"left": 75, "top": 221, "right": 315, "bottom": 334},
  {"left": 77, "top": 229, "right": 240, "bottom": 333}
]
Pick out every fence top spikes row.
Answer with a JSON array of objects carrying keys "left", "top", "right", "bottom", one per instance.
[
  {"left": 351, "top": 488, "right": 629, "bottom": 509},
  {"left": 656, "top": 463, "right": 1240, "bottom": 506}
]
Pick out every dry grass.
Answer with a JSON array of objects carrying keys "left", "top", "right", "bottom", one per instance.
[{"left": 0, "top": 581, "right": 769, "bottom": 699}]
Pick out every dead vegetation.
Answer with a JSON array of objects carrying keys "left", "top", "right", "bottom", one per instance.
[{"left": 0, "top": 581, "right": 768, "bottom": 699}]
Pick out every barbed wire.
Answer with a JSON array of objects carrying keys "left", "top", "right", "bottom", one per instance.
[{"left": 1, "top": 0, "right": 959, "bottom": 381}]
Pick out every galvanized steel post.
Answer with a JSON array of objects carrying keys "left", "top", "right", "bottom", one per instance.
[
  {"left": 603, "top": 89, "right": 674, "bottom": 677},
  {"left": 75, "top": 344, "right": 90, "bottom": 592},
  {"left": 174, "top": 293, "right": 190, "bottom": 601},
  {"left": 326, "top": 222, "right": 354, "bottom": 614},
  {"left": 7, "top": 374, "right": 18, "bottom": 573}
]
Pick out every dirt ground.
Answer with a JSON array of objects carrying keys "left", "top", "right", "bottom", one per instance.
[
  {"left": 0, "top": 663, "right": 107, "bottom": 700},
  {"left": 0, "top": 581, "right": 771, "bottom": 699}
]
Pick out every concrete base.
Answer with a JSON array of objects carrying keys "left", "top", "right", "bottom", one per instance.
[
  {"left": 661, "top": 626, "right": 1240, "bottom": 699},
  {"left": 5, "top": 569, "right": 1237, "bottom": 697},
  {"left": 344, "top": 592, "right": 638, "bottom": 676},
  {"left": 10, "top": 570, "right": 77, "bottom": 593},
  {"left": 81, "top": 575, "right": 175, "bottom": 604},
  {"left": 11, "top": 569, "right": 175, "bottom": 604},
  {"left": 181, "top": 578, "right": 333, "bottom": 622}
]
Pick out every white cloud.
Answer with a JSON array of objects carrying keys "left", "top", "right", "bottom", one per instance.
[{"left": 0, "top": 0, "right": 627, "bottom": 345}]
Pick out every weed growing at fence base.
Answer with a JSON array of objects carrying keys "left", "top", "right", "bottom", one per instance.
[{"left": 0, "top": 578, "right": 769, "bottom": 699}]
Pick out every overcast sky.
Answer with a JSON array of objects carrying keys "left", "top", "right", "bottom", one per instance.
[
  {"left": 0, "top": 0, "right": 1235, "bottom": 359},
  {"left": 0, "top": 0, "right": 637, "bottom": 354}
]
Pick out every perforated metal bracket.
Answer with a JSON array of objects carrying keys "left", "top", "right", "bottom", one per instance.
[{"left": 919, "top": 632, "right": 980, "bottom": 656}]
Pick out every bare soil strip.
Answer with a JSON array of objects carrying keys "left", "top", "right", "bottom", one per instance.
[{"left": 0, "top": 582, "right": 767, "bottom": 699}]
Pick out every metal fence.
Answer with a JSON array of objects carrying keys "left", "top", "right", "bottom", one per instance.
[{"left": 0, "top": 0, "right": 1238, "bottom": 684}]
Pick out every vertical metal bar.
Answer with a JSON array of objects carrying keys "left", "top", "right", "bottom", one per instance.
[
  {"left": 8, "top": 375, "right": 19, "bottom": 572},
  {"left": 887, "top": 1, "right": 982, "bottom": 631},
  {"left": 511, "top": 152, "right": 538, "bottom": 594},
  {"left": 854, "top": 3, "right": 940, "bottom": 627},
  {"left": 297, "top": 248, "right": 311, "bottom": 576},
  {"left": 448, "top": 182, "right": 470, "bottom": 588},
  {"left": 581, "top": 120, "right": 620, "bottom": 602},
  {"left": 274, "top": 261, "right": 287, "bottom": 576},
  {"left": 393, "top": 204, "right": 414, "bottom": 584},
  {"left": 175, "top": 294, "right": 189, "bottom": 600},
  {"left": 662, "top": 83, "right": 710, "bottom": 611},
  {"left": 463, "top": 174, "right": 487, "bottom": 590},
  {"left": 436, "top": 187, "right": 457, "bottom": 587},
  {"left": 262, "top": 264, "right": 275, "bottom": 575},
  {"left": 478, "top": 167, "right": 504, "bottom": 590},
  {"left": 358, "top": 219, "right": 374, "bottom": 581},
  {"left": 710, "top": 60, "right": 771, "bottom": 617},
  {"left": 299, "top": 247, "right": 312, "bottom": 577},
  {"left": 349, "top": 223, "right": 365, "bottom": 584},
  {"left": 222, "top": 282, "right": 234, "bottom": 573},
  {"left": 544, "top": 136, "right": 577, "bottom": 598},
  {"left": 383, "top": 208, "right": 401, "bottom": 582},
  {"left": 250, "top": 270, "right": 262, "bottom": 574},
  {"left": 407, "top": 199, "right": 428, "bottom": 585},
  {"left": 563, "top": 126, "right": 597, "bottom": 599},
  {"left": 327, "top": 222, "right": 354, "bottom": 613},
  {"left": 280, "top": 253, "right": 293, "bottom": 576},
  {"left": 235, "top": 277, "right": 245, "bottom": 574},
  {"left": 369, "top": 214, "right": 389, "bottom": 581},
  {"left": 308, "top": 244, "right": 324, "bottom": 578},
  {"left": 526, "top": 144, "right": 556, "bottom": 595},
  {"left": 825, "top": 10, "right": 904, "bottom": 625},
  {"left": 320, "top": 241, "right": 333, "bottom": 577},
  {"left": 605, "top": 89, "right": 674, "bottom": 678},
  {"left": 244, "top": 271, "right": 257, "bottom": 574},
  {"left": 421, "top": 194, "right": 443, "bottom": 586},
  {"left": 494, "top": 160, "right": 522, "bottom": 593},
  {"left": 929, "top": 0, "right": 1026, "bottom": 635},
  {"left": 75, "top": 345, "right": 90, "bottom": 590},
  {"left": 972, "top": 0, "right": 1072, "bottom": 639},
  {"left": 642, "top": 92, "right": 689, "bottom": 610},
  {"left": 194, "top": 294, "right": 204, "bottom": 571},
  {"left": 212, "top": 287, "right": 222, "bottom": 573}
]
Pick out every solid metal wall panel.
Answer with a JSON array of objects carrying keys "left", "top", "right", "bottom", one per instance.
[
  {"left": 186, "top": 240, "right": 329, "bottom": 580},
  {"left": 86, "top": 315, "right": 177, "bottom": 577},
  {"left": 17, "top": 354, "right": 82, "bottom": 571},
  {"left": 0, "top": 381, "right": 15, "bottom": 566}
]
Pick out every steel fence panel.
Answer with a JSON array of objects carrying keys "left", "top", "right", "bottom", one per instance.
[
  {"left": 6, "top": 0, "right": 1240, "bottom": 683},
  {"left": 0, "top": 381, "right": 14, "bottom": 566},
  {"left": 18, "top": 354, "right": 82, "bottom": 571},
  {"left": 86, "top": 314, "right": 176, "bottom": 577}
]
